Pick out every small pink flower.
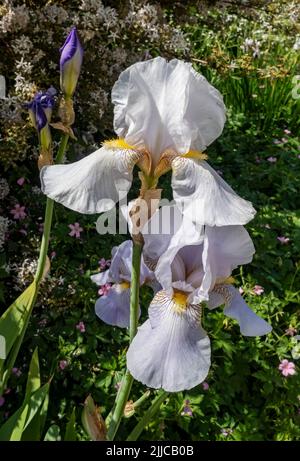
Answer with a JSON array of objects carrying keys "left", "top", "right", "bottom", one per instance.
[
  {"left": 239, "top": 287, "right": 244, "bottom": 295},
  {"left": 98, "top": 258, "right": 111, "bottom": 270},
  {"left": 50, "top": 251, "right": 56, "bottom": 259},
  {"left": 68, "top": 222, "right": 83, "bottom": 238},
  {"left": 279, "top": 359, "right": 296, "bottom": 377},
  {"left": 12, "top": 367, "right": 22, "bottom": 377},
  {"left": 281, "top": 137, "right": 288, "bottom": 143},
  {"left": 10, "top": 204, "right": 26, "bottom": 220},
  {"left": 17, "top": 177, "right": 25, "bottom": 186},
  {"left": 277, "top": 236, "right": 290, "bottom": 245},
  {"left": 285, "top": 327, "right": 297, "bottom": 336},
  {"left": 76, "top": 321, "right": 86, "bottom": 333},
  {"left": 0, "top": 396, "right": 5, "bottom": 407},
  {"left": 284, "top": 129, "right": 291, "bottom": 135},
  {"left": 98, "top": 283, "right": 112, "bottom": 296},
  {"left": 59, "top": 360, "right": 68, "bottom": 370},
  {"left": 267, "top": 156, "right": 277, "bottom": 163},
  {"left": 255, "top": 157, "right": 261, "bottom": 164},
  {"left": 252, "top": 285, "right": 264, "bottom": 296},
  {"left": 202, "top": 382, "right": 209, "bottom": 390}
]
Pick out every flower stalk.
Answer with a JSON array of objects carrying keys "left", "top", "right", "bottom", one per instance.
[
  {"left": 34, "top": 134, "right": 69, "bottom": 283},
  {"left": 107, "top": 240, "right": 143, "bottom": 440}
]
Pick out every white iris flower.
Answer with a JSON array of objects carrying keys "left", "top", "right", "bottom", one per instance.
[
  {"left": 40, "top": 57, "right": 255, "bottom": 226},
  {"left": 126, "top": 206, "right": 272, "bottom": 392}
]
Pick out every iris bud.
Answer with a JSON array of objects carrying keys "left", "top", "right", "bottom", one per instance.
[{"left": 60, "top": 27, "right": 83, "bottom": 99}]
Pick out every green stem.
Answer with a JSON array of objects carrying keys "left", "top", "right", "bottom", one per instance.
[
  {"left": 107, "top": 241, "right": 143, "bottom": 441},
  {"left": 126, "top": 391, "right": 168, "bottom": 441},
  {"left": 129, "top": 241, "right": 143, "bottom": 341},
  {"left": 34, "top": 134, "right": 69, "bottom": 284}
]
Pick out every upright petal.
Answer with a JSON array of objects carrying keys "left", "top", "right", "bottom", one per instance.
[
  {"left": 95, "top": 283, "right": 132, "bottom": 328},
  {"left": 127, "top": 290, "right": 211, "bottom": 392},
  {"left": 112, "top": 57, "right": 225, "bottom": 166},
  {"left": 143, "top": 205, "right": 204, "bottom": 290},
  {"left": 211, "top": 285, "right": 272, "bottom": 337},
  {"left": 40, "top": 146, "right": 140, "bottom": 214},
  {"left": 171, "top": 158, "right": 256, "bottom": 226}
]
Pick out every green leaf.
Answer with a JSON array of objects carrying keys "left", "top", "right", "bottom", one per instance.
[
  {"left": 25, "top": 347, "right": 40, "bottom": 399},
  {"left": 0, "top": 405, "right": 28, "bottom": 441},
  {"left": 0, "top": 281, "right": 37, "bottom": 374},
  {"left": 64, "top": 407, "right": 77, "bottom": 441},
  {"left": 44, "top": 425, "right": 61, "bottom": 441},
  {"left": 0, "top": 382, "right": 50, "bottom": 441}
]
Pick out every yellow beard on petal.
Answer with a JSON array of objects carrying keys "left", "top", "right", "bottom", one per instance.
[
  {"left": 182, "top": 150, "right": 208, "bottom": 160},
  {"left": 215, "top": 276, "right": 235, "bottom": 285},
  {"left": 114, "top": 281, "right": 131, "bottom": 293},
  {"left": 103, "top": 138, "right": 137, "bottom": 151},
  {"left": 172, "top": 290, "right": 189, "bottom": 314}
]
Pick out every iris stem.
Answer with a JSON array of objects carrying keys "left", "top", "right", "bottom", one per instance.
[
  {"left": 126, "top": 391, "right": 168, "bottom": 441},
  {"left": 107, "top": 240, "right": 143, "bottom": 441},
  {"left": 34, "top": 134, "right": 69, "bottom": 283}
]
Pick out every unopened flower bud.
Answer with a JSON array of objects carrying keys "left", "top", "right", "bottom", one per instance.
[
  {"left": 82, "top": 395, "right": 106, "bottom": 441},
  {"left": 60, "top": 27, "right": 83, "bottom": 99}
]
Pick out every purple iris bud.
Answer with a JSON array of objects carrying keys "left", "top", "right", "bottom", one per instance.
[
  {"left": 26, "top": 87, "right": 56, "bottom": 128},
  {"left": 60, "top": 27, "right": 83, "bottom": 98},
  {"left": 35, "top": 103, "right": 48, "bottom": 132}
]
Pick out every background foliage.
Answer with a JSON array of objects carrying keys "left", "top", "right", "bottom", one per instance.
[{"left": 0, "top": 0, "right": 300, "bottom": 441}]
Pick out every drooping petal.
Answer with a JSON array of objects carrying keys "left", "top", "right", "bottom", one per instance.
[
  {"left": 210, "top": 285, "right": 272, "bottom": 337},
  {"left": 196, "top": 225, "right": 255, "bottom": 300},
  {"left": 171, "top": 158, "right": 256, "bottom": 226},
  {"left": 127, "top": 290, "right": 211, "bottom": 392},
  {"left": 95, "top": 283, "right": 132, "bottom": 328},
  {"left": 90, "top": 269, "right": 110, "bottom": 286},
  {"left": 40, "top": 146, "right": 140, "bottom": 214},
  {"left": 112, "top": 57, "right": 226, "bottom": 166}
]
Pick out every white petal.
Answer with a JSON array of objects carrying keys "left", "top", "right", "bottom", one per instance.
[
  {"left": 127, "top": 291, "right": 211, "bottom": 392},
  {"left": 112, "top": 57, "right": 226, "bottom": 166},
  {"left": 95, "top": 284, "right": 132, "bottom": 328},
  {"left": 223, "top": 286, "right": 272, "bottom": 336},
  {"left": 200, "top": 225, "right": 255, "bottom": 295},
  {"left": 90, "top": 269, "right": 110, "bottom": 286},
  {"left": 172, "top": 158, "right": 256, "bottom": 226},
  {"left": 101, "top": 240, "right": 153, "bottom": 285},
  {"left": 40, "top": 146, "right": 139, "bottom": 214}
]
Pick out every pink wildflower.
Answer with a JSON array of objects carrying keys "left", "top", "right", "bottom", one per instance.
[
  {"left": 285, "top": 327, "right": 297, "bottom": 337},
  {"left": 59, "top": 360, "right": 68, "bottom": 370},
  {"left": 239, "top": 287, "right": 244, "bottom": 295},
  {"left": 202, "top": 382, "right": 209, "bottom": 390},
  {"left": 277, "top": 236, "right": 290, "bottom": 245},
  {"left": 181, "top": 400, "right": 193, "bottom": 417},
  {"left": 98, "top": 283, "right": 112, "bottom": 296},
  {"left": 0, "top": 396, "right": 5, "bottom": 407},
  {"left": 252, "top": 285, "right": 264, "bottom": 296},
  {"left": 284, "top": 129, "right": 291, "bottom": 135},
  {"left": 279, "top": 359, "right": 296, "bottom": 377},
  {"left": 76, "top": 321, "right": 86, "bottom": 333},
  {"left": 10, "top": 204, "right": 26, "bottom": 220},
  {"left": 267, "top": 156, "right": 277, "bottom": 163},
  {"left": 68, "top": 222, "right": 83, "bottom": 238},
  {"left": 17, "top": 177, "right": 25, "bottom": 186}
]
